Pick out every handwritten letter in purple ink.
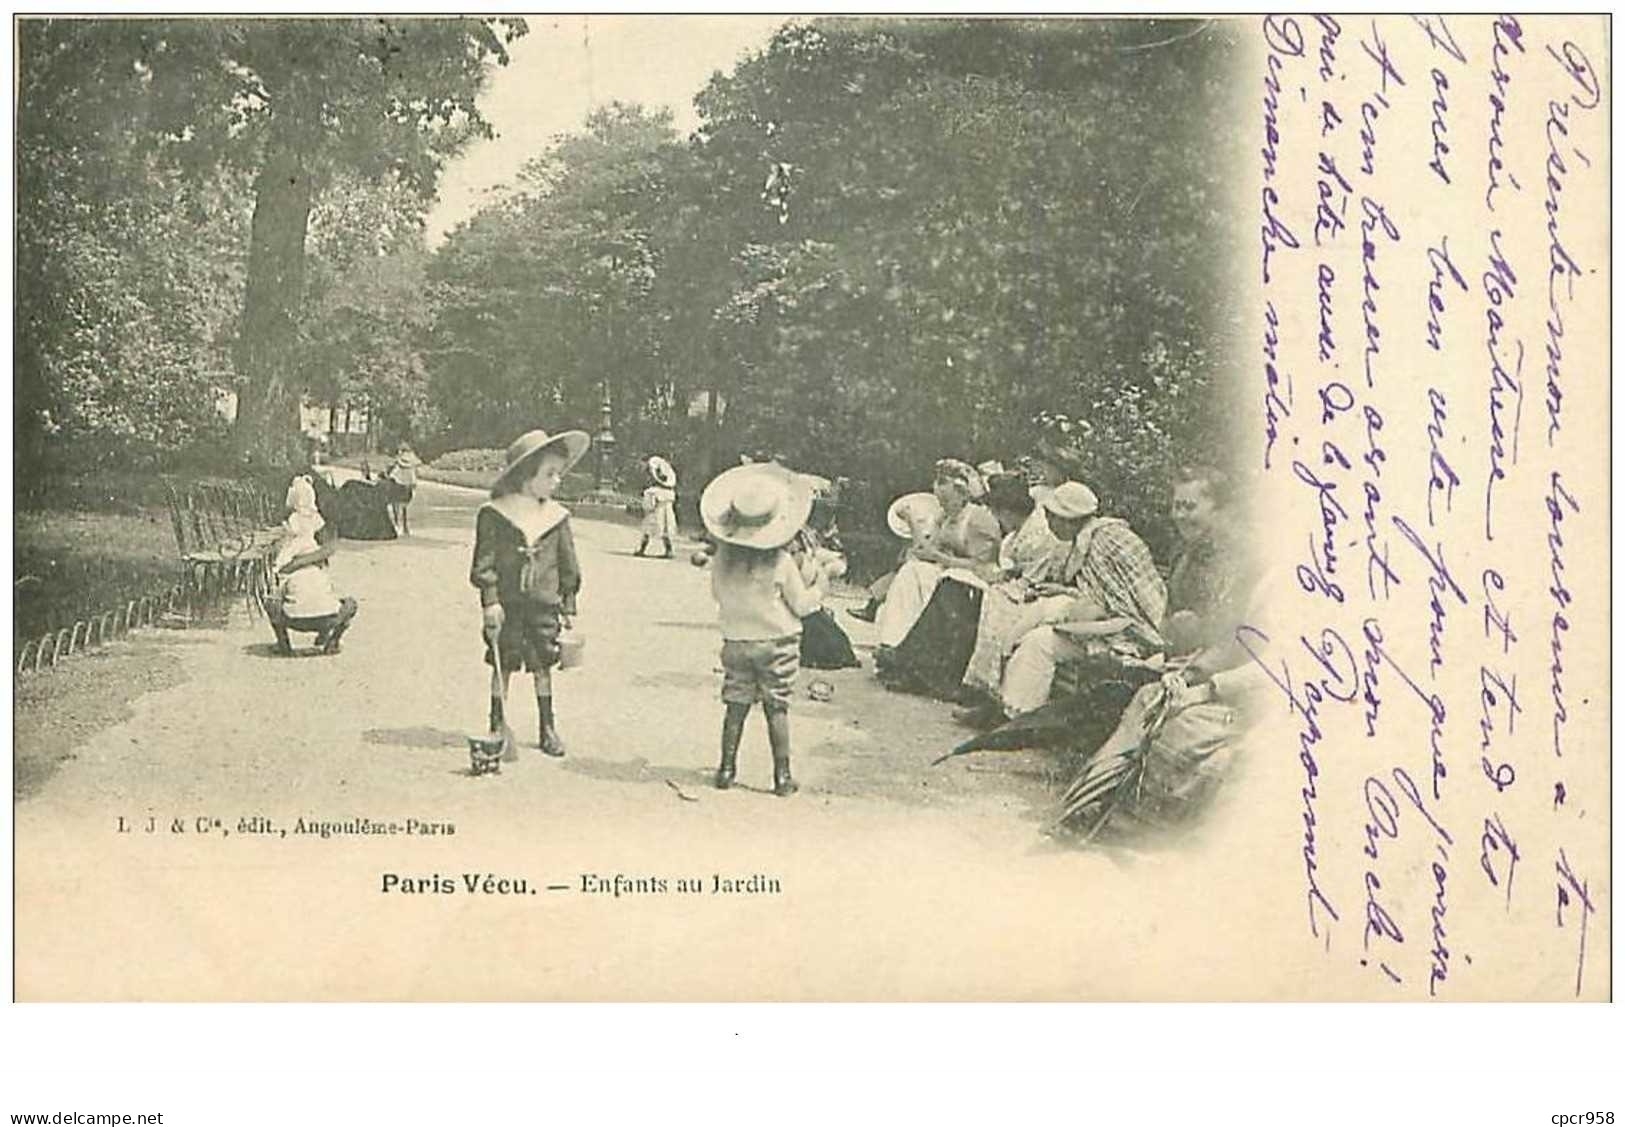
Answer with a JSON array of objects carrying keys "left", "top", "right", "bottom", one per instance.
[{"left": 1245, "top": 14, "right": 1608, "bottom": 1000}]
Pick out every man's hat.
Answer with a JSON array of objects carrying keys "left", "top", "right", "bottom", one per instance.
[{"left": 1040, "top": 481, "right": 1100, "bottom": 520}]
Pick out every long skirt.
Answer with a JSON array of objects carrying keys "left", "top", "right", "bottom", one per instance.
[
  {"left": 874, "top": 559, "right": 945, "bottom": 646},
  {"left": 641, "top": 502, "right": 677, "bottom": 540},
  {"left": 1130, "top": 700, "right": 1240, "bottom": 826},
  {"left": 875, "top": 579, "right": 983, "bottom": 699},
  {"left": 876, "top": 558, "right": 993, "bottom": 646},
  {"left": 800, "top": 609, "right": 860, "bottom": 669},
  {"left": 962, "top": 587, "right": 1077, "bottom": 698},
  {"left": 1061, "top": 685, "right": 1241, "bottom": 839},
  {"left": 336, "top": 479, "right": 401, "bottom": 540}
]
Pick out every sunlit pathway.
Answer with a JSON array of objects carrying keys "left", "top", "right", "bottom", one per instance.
[{"left": 14, "top": 480, "right": 1291, "bottom": 1000}]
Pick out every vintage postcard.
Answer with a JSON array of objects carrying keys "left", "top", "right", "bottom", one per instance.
[{"left": 10, "top": 13, "right": 1610, "bottom": 1000}]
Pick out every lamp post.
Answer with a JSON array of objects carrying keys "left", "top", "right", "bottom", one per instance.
[{"left": 594, "top": 384, "right": 616, "bottom": 493}]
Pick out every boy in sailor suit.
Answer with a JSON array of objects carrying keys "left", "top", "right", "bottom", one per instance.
[{"left": 469, "top": 428, "right": 591, "bottom": 756}]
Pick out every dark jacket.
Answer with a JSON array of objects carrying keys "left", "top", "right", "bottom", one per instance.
[
  {"left": 470, "top": 496, "right": 581, "bottom": 615},
  {"left": 1163, "top": 526, "right": 1250, "bottom": 679}
]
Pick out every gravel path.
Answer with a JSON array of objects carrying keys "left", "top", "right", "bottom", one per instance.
[{"left": 14, "top": 480, "right": 1282, "bottom": 1000}]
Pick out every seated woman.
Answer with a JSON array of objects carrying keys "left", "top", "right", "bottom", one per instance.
[
  {"left": 964, "top": 480, "right": 1167, "bottom": 725},
  {"left": 337, "top": 475, "right": 402, "bottom": 540},
  {"left": 846, "top": 482, "right": 941, "bottom": 625},
  {"left": 872, "top": 459, "right": 1000, "bottom": 656},
  {"left": 875, "top": 473, "right": 1056, "bottom": 697},
  {"left": 789, "top": 484, "right": 861, "bottom": 670},
  {"left": 959, "top": 480, "right": 1096, "bottom": 702},
  {"left": 1055, "top": 531, "right": 1264, "bottom": 843}
]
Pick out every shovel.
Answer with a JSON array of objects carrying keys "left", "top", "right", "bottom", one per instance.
[{"left": 467, "top": 627, "right": 517, "bottom": 775}]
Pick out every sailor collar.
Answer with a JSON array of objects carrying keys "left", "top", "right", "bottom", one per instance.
[{"left": 483, "top": 494, "right": 571, "bottom": 546}]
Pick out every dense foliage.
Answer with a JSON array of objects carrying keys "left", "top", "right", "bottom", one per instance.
[
  {"left": 425, "top": 19, "right": 1238, "bottom": 551},
  {"left": 15, "top": 16, "right": 524, "bottom": 481},
  {"left": 18, "top": 17, "right": 1236, "bottom": 557}
]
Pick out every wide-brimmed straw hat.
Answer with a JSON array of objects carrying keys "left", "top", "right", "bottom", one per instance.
[
  {"left": 494, "top": 428, "right": 591, "bottom": 494},
  {"left": 700, "top": 464, "right": 813, "bottom": 550},
  {"left": 648, "top": 455, "right": 677, "bottom": 488},
  {"left": 886, "top": 491, "right": 944, "bottom": 540},
  {"left": 1041, "top": 481, "right": 1100, "bottom": 520}
]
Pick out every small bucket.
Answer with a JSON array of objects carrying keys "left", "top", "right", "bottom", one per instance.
[
  {"left": 558, "top": 633, "right": 586, "bottom": 670},
  {"left": 467, "top": 733, "right": 505, "bottom": 776}
]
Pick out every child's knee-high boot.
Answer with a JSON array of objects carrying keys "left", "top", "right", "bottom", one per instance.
[
  {"left": 717, "top": 706, "right": 746, "bottom": 789},
  {"left": 661, "top": 536, "right": 673, "bottom": 559},
  {"left": 538, "top": 695, "right": 565, "bottom": 757},
  {"left": 766, "top": 706, "right": 797, "bottom": 796},
  {"left": 771, "top": 752, "right": 797, "bottom": 796},
  {"left": 634, "top": 536, "right": 648, "bottom": 557}
]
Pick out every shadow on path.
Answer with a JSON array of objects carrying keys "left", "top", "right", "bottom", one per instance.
[
  {"left": 560, "top": 754, "right": 716, "bottom": 793},
  {"left": 362, "top": 726, "right": 471, "bottom": 751},
  {"left": 240, "top": 642, "right": 339, "bottom": 660}
]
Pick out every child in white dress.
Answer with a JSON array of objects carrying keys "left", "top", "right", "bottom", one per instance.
[{"left": 635, "top": 455, "right": 678, "bottom": 558}]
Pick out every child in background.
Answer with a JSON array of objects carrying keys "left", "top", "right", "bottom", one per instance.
[
  {"left": 266, "top": 476, "right": 357, "bottom": 655},
  {"left": 469, "top": 428, "right": 592, "bottom": 756},
  {"left": 635, "top": 455, "right": 678, "bottom": 558},
  {"left": 388, "top": 442, "right": 421, "bottom": 536},
  {"left": 701, "top": 463, "right": 826, "bottom": 796}
]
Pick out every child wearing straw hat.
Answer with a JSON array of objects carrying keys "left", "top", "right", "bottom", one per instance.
[
  {"left": 701, "top": 463, "right": 827, "bottom": 796},
  {"left": 469, "top": 427, "right": 592, "bottom": 757},
  {"left": 635, "top": 455, "right": 678, "bottom": 559}
]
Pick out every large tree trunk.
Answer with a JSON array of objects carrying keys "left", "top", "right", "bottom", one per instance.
[{"left": 234, "top": 140, "right": 313, "bottom": 466}]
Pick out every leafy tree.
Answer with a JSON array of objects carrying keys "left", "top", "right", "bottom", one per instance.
[
  {"left": 425, "top": 104, "right": 680, "bottom": 458},
  {"left": 302, "top": 243, "right": 437, "bottom": 445},
  {"left": 16, "top": 16, "right": 526, "bottom": 467},
  {"left": 14, "top": 118, "right": 248, "bottom": 480},
  {"left": 299, "top": 174, "right": 438, "bottom": 444},
  {"left": 686, "top": 18, "right": 1237, "bottom": 548},
  {"left": 420, "top": 17, "right": 1236, "bottom": 555}
]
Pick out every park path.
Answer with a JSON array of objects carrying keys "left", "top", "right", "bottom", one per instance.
[{"left": 13, "top": 480, "right": 1297, "bottom": 1000}]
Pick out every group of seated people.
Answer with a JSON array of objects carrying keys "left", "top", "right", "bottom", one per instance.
[{"left": 850, "top": 444, "right": 1256, "bottom": 836}]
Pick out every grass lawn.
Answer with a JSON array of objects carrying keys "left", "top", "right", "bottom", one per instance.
[
  {"left": 14, "top": 508, "right": 182, "bottom": 643},
  {"left": 411, "top": 454, "right": 652, "bottom": 532},
  {"left": 414, "top": 466, "right": 497, "bottom": 491}
]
